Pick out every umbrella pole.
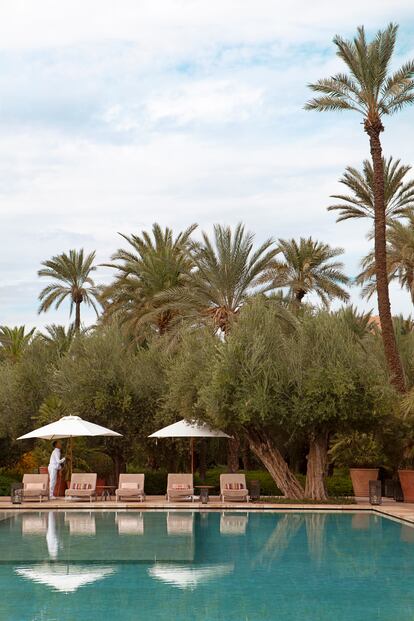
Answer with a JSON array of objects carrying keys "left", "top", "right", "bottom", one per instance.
[
  {"left": 191, "top": 438, "right": 194, "bottom": 475},
  {"left": 69, "top": 436, "right": 73, "bottom": 478}
]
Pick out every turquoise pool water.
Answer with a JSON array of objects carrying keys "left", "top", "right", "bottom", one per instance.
[{"left": 0, "top": 511, "right": 413, "bottom": 620}]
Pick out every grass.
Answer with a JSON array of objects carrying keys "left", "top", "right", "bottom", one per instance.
[{"left": 259, "top": 496, "right": 355, "bottom": 505}]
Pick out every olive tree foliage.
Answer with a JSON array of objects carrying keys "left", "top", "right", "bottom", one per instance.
[
  {"left": 294, "top": 312, "right": 394, "bottom": 499},
  {"left": 53, "top": 323, "right": 167, "bottom": 478},
  {"left": 0, "top": 340, "right": 56, "bottom": 467},
  {"left": 165, "top": 297, "right": 306, "bottom": 498},
  {"left": 166, "top": 297, "right": 394, "bottom": 500}
]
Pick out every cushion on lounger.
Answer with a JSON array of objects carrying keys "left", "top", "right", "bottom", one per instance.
[
  {"left": 224, "top": 483, "right": 244, "bottom": 490},
  {"left": 24, "top": 483, "right": 44, "bottom": 491},
  {"left": 120, "top": 482, "right": 139, "bottom": 490},
  {"left": 171, "top": 483, "right": 191, "bottom": 490}
]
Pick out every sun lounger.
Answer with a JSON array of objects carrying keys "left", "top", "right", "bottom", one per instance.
[
  {"left": 65, "top": 473, "right": 97, "bottom": 502},
  {"left": 22, "top": 474, "right": 49, "bottom": 502},
  {"left": 22, "top": 513, "right": 48, "bottom": 535},
  {"left": 167, "top": 512, "right": 194, "bottom": 535},
  {"left": 166, "top": 474, "right": 194, "bottom": 502},
  {"left": 115, "top": 474, "right": 145, "bottom": 502},
  {"left": 220, "top": 474, "right": 249, "bottom": 502},
  {"left": 220, "top": 512, "right": 249, "bottom": 535},
  {"left": 65, "top": 512, "right": 96, "bottom": 535},
  {"left": 116, "top": 512, "right": 144, "bottom": 534}
]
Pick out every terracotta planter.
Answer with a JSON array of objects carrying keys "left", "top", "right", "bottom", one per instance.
[
  {"left": 350, "top": 468, "right": 379, "bottom": 497},
  {"left": 398, "top": 469, "right": 414, "bottom": 502}
]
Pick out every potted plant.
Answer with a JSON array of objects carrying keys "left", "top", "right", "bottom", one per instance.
[{"left": 329, "top": 432, "right": 382, "bottom": 498}]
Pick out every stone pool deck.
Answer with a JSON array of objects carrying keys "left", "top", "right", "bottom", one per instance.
[{"left": 1, "top": 495, "right": 414, "bottom": 524}]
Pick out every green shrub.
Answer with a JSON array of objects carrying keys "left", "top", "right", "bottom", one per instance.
[
  {"left": 124, "top": 465, "right": 353, "bottom": 497},
  {"left": 0, "top": 473, "right": 19, "bottom": 496}
]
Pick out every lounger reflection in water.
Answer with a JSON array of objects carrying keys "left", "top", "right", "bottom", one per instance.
[
  {"left": 116, "top": 512, "right": 144, "bottom": 534},
  {"left": 167, "top": 512, "right": 194, "bottom": 535},
  {"left": 15, "top": 563, "right": 115, "bottom": 593},
  {"left": 220, "top": 512, "right": 249, "bottom": 535},
  {"left": 64, "top": 512, "right": 96, "bottom": 535},
  {"left": 22, "top": 513, "right": 48, "bottom": 536},
  {"left": 148, "top": 563, "right": 234, "bottom": 590}
]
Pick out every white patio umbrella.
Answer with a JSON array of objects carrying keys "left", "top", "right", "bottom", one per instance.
[
  {"left": 15, "top": 564, "right": 116, "bottom": 593},
  {"left": 18, "top": 415, "right": 122, "bottom": 475},
  {"left": 149, "top": 419, "right": 231, "bottom": 474},
  {"left": 148, "top": 562, "right": 234, "bottom": 590}
]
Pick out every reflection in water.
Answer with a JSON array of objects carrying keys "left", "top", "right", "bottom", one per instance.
[
  {"left": 220, "top": 513, "right": 248, "bottom": 535},
  {"left": 22, "top": 513, "right": 48, "bottom": 536},
  {"left": 46, "top": 512, "right": 59, "bottom": 559},
  {"left": 116, "top": 512, "right": 144, "bottom": 535},
  {"left": 64, "top": 513, "right": 96, "bottom": 535},
  {"left": 253, "top": 513, "right": 304, "bottom": 569},
  {"left": 148, "top": 563, "right": 234, "bottom": 590},
  {"left": 305, "top": 512, "right": 327, "bottom": 565},
  {"left": 351, "top": 513, "right": 371, "bottom": 531},
  {"left": 167, "top": 512, "right": 194, "bottom": 535},
  {"left": 15, "top": 563, "right": 115, "bottom": 593}
]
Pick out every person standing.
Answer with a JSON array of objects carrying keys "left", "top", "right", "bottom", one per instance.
[{"left": 48, "top": 440, "right": 65, "bottom": 499}]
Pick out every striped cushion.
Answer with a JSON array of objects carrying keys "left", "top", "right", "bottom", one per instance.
[
  {"left": 224, "top": 482, "right": 244, "bottom": 490},
  {"left": 171, "top": 483, "right": 191, "bottom": 490}
]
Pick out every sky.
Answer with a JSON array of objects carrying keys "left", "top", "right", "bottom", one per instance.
[{"left": 1, "top": 0, "right": 414, "bottom": 329}]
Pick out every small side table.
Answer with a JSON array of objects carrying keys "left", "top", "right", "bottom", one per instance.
[
  {"left": 194, "top": 485, "right": 215, "bottom": 504},
  {"left": 96, "top": 485, "right": 116, "bottom": 501}
]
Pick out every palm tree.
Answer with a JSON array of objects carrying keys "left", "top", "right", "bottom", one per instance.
[
  {"left": 336, "top": 305, "right": 378, "bottom": 340},
  {"left": 156, "top": 223, "right": 277, "bottom": 334},
  {"left": 328, "top": 157, "right": 414, "bottom": 223},
  {"left": 40, "top": 324, "right": 78, "bottom": 357},
  {"left": 357, "top": 216, "right": 414, "bottom": 303},
  {"left": 38, "top": 249, "right": 100, "bottom": 330},
  {"left": 0, "top": 326, "right": 35, "bottom": 363},
  {"left": 306, "top": 23, "right": 414, "bottom": 392},
  {"left": 101, "top": 223, "right": 196, "bottom": 337},
  {"left": 262, "top": 238, "right": 349, "bottom": 307}
]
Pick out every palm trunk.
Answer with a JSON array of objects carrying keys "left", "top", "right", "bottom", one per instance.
[
  {"left": 366, "top": 121, "right": 405, "bottom": 393},
  {"left": 305, "top": 433, "right": 328, "bottom": 500},
  {"left": 247, "top": 428, "right": 305, "bottom": 499},
  {"left": 75, "top": 301, "right": 81, "bottom": 331}
]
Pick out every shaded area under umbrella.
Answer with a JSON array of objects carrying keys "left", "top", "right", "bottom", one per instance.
[
  {"left": 17, "top": 415, "right": 122, "bottom": 476},
  {"left": 149, "top": 419, "right": 231, "bottom": 474}
]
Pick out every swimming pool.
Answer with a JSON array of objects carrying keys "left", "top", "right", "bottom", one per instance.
[{"left": 0, "top": 510, "right": 413, "bottom": 620}]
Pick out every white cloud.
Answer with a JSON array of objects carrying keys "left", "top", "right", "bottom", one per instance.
[{"left": 1, "top": 1, "right": 414, "bottom": 326}]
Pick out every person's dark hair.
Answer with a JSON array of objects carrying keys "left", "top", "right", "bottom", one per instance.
[{"left": 52, "top": 440, "right": 59, "bottom": 448}]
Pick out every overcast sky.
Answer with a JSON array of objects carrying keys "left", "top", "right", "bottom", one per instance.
[{"left": 1, "top": 0, "right": 414, "bottom": 329}]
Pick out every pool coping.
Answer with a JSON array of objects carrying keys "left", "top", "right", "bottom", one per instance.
[{"left": 1, "top": 497, "right": 414, "bottom": 526}]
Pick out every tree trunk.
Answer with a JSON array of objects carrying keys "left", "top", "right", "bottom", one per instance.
[
  {"left": 305, "top": 433, "right": 328, "bottom": 500},
  {"left": 241, "top": 438, "right": 251, "bottom": 471},
  {"left": 75, "top": 300, "right": 81, "bottom": 331},
  {"left": 199, "top": 439, "right": 207, "bottom": 482},
  {"left": 247, "top": 429, "right": 305, "bottom": 499},
  {"left": 227, "top": 435, "right": 240, "bottom": 473},
  {"left": 112, "top": 454, "right": 126, "bottom": 485},
  {"left": 365, "top": 120, "right": 405, "bottom": 393}
]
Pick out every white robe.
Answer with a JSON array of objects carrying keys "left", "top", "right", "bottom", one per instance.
[{"left": 48, "top": 448, "right": 65, "bottom": 498}]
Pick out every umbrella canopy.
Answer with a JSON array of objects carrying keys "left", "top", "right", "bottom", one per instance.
[
  {"left": 149, "top": 419, "right": 230, "bottom": 439},
  {"left": 17, "top": 415, "right": 122, "bottom": 441},
  {"left": 15, "top": 564, "right": 116, "bottom": 593},
  {"left": 148, "top": 563, "right": 234, "bottom": 590},
  {"left": 149, "top": 419, "right": 230, "bottom": 475}
]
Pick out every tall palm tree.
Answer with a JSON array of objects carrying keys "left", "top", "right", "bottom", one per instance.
[
  {"left": 38, "top": 249, "right": 100, "bottom": 330},
  {"left": 156, "top": 223, "right": 277, "bottom": 334},
  {"left": 101, "top": 223, "right": 197, "bottom": 336},
  {"left": 306, "top": 23, "right": 414, "bottom": 392},
  {"left": 262, "top": 238, "right": 349, "bottom": 307},
  {"left": 328, "top": 157, "right": 414, "bottom": 223},
  {"left": 357, "top": 216, "right": 414, "bottom": 303},
  {"left": 0, "top": 326, "right": 35, "bottom": 363}
]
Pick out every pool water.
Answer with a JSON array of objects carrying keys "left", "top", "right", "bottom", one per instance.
[{"left": 0, "top": 511, "right": 413, "bottom": 620}]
